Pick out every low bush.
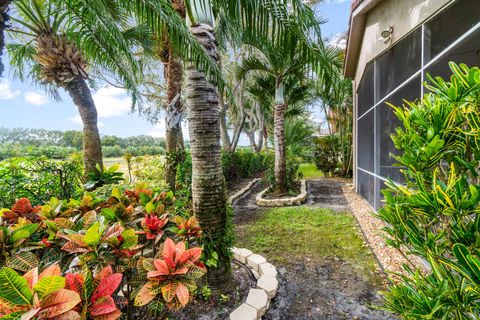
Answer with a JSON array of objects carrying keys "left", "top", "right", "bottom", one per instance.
[
  {"left": 0, "top": 185, "right": 205, "bottom": 318},
  {"left": 222, "top": 149, "right": 270, "bottom": 182},
  {"left": 0, "top": 155, "right": 83, "bottom": 208},
  {"left": 265, "top": 155, "right": 302, "bottom": 192},
  {"left": 313, "top": 134, "right": 352, "bottom": 178},
  {"left": 177, "top": 150, "right": 269, "bottom": 195},
  {"left": 377, "top": 63, "right": 480, "bottom": 318}
]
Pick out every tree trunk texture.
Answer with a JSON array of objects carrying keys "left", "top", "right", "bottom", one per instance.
[
  {"left": 186, "top": 23, "right": 232, "bottom": 288},
  {"left": 273, "top": 102, "right": 287, "bottom": 194},
  {"left": 64, "top": 77, "right": 103, "bottom": 176},
  {"left": 164, "top": 45, "right": 184, "bottom": 191},
  {"left": 0, "top": 0, "right": 11, "bottom": 76}
]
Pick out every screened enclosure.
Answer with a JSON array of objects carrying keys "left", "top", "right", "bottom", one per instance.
[{"left": 356, "top": 0, "right": 480, "bottom": 209}]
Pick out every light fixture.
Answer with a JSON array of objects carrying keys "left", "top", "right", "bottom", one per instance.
[{"left": 379, "top": 26, "right": 394, "bottom": 44}]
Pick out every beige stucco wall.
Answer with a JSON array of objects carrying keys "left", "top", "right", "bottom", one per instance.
[{"left": 353, "top": 0, "right": 452, "bottom": 87}]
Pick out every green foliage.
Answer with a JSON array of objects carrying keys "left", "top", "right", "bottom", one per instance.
[
  {"left": 84, "top": 163, "right": 125, "bottom": 190},
  {"left": 221, "top": 149, "right": 269, "bottom": 183},
  {"left": 266, "top": 155, "right": 302, "bottom": 192},
  {"left": 0, "top": 128, "right": 167, "bottom": 160},
  {"left": 313, "top": 134, "right": 352, "bottom": 178},
  {"left": 377, "top": 63, "right": 480, "bottom": 318},
  {"left": 132, "top": 155, "right": 169, "bottom": 191},
  {"left": 0, "top": 180, "right": 206, "bottom": 318},
  {"left": 0, "top": 156, "right": 83, "bottom": 208},
  {"left": 177, "top": 150, "right": 269, "bottom": 196}
]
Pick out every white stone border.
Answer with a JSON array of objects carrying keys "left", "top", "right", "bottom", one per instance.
[
  {"left": 230, "top": 247, "right": 279, "bottom": 320},
  {"left": 228, "top": 178, "right": 262, "bottom": 203},
  {"left": 255, "top": 179, "right": 307, "bottom": 207}
]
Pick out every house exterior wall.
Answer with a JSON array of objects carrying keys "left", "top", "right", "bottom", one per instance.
[
  {"left": 353, "top": 0, "right": 451, "bottom": 87},
  {"left": 350, "top": 0, "right": 480, "bottom": 209}
]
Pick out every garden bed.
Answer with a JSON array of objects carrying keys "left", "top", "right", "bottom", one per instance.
[{"left": 255, "top": 180, "right": 307, "bottom": 207}]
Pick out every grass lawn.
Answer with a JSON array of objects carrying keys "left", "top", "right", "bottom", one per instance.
[
  {"left": 299, "top": 163, "right": 323, "bottom": 179},
  {"left": 235, "top": 206, "right": 380, "bottom": 282}
]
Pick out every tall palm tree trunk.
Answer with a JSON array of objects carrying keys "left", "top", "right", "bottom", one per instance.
[
  {"left": 274, "top": 79, "right": 287, "bottom": 194},
  {"left": 64, "top": 76, "right": 103, "bottom": 176},
  {"left": 186, "top": 23, "right": 232, "bottom": 288},
  {"left": 164, "top": 45, "right": 184, "bottom": 191},
  {"left": 163, "top": 0, "right": 186, "bottom": 191},
  {"left": 0, "top": 0, "right": 11, "bottom": 76}
]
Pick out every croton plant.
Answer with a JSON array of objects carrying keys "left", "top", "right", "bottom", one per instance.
[{"left": 0, "top": 186, "right": 205, "bottom": 319}]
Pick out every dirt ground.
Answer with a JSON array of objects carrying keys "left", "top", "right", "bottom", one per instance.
[{"left": 233, "top": 178, "right": 397, "bottom": 320}]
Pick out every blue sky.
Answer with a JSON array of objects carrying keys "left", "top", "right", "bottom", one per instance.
[{"left": 0, "top": 1, "right": 350, "bottom": 141}]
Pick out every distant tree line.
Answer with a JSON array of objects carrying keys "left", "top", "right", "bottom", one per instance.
[{"left": 0, "top": 127, "right": 166, "bottom": 159}]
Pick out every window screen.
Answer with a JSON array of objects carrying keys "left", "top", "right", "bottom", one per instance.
[
  {"left": 357, "top": 110, "right": 374, "bottom": 172},
  {"left": 376, "top": 76, "right": 421, "bottom": 183},
  {"left": 424, "top": 0, "right": 480, "bottom": 63},
  {"left": 357, "top": 62, "right": 375, "bottom": 117},
  {"left": 425, "top": 28, "right": 480, "bottom": 81},
  {"left": 358, "top": 170, "right": 375, "bottom": 208},
  {"left": 375, "top": 28, "right": 422, "bottom": 102}
]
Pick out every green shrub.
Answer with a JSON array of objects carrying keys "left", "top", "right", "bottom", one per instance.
[
  {"left": 265, "top": 155, "right": 302, "bottom": 192},
  {"left": 178, "top": 150, "right": 268, "bottom": 195},
  {"left": 377, "top": 63, "right": 480, "bottom": 318},
  {"left": 313, "top": 134, "right": 352, "bottom": 178},
  {"left": 0, "top": 155, "right": 83, "bottom": 207}
]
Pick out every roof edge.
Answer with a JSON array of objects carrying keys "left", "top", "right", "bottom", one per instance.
[{"left": 344, "top": 0, "right": 384, "bottom": 78}]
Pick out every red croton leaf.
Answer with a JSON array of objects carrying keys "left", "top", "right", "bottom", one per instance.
[
  {"left": 91, "top": 273, "right": 122, "bottom": 301},
  {"left": 38, "top": 289, "right": 81, "bottom": 318},
  {"left": 65, "top": 273, "right": 84, "bottom": 295},
  {"left": 179, "top": 247, "right": 202, "bottom": 267},
  {"left": 175, "top": 283, "right": 189, "bottom": 307},
  {"left": 163, "top": 238, "right": 181, "bottom": 269},
  {"left": 11, "top": 198, "right": 34, "bottom": 214},
  {"left": 90, "top": 296, "right": 118, "bottom": 316},
  {"left": 147, "top": 260, "right": 169, "bottom": 279},
  {"left": 92, "top": 309, "right": 122, "bottom": 320}
]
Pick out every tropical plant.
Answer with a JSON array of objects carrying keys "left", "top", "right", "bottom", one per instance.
[
  {"left": 377, "top": 63, "right": 480, "bottom": 318},
  {"left": 0, "top": 156, "right": 83, "bottom": 208},
  {"left": 237, "top": 33, "right": 340, "bottom": 194},
  {"left": 65, "top": 265, "right": 124, "bottom": 320},
  {"left": 134, "top": 237, "right": 206, "bottom": 309},
  {"left": 0, "top": 264, "right": 81, "bottom": 319},
  {"left": 84, "top": 164, "right": 125, "bottom": 190}
]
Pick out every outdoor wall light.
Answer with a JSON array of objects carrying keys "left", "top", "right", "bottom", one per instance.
[{"left": 379, "top": 26, "right": 394, "bottom": 44}]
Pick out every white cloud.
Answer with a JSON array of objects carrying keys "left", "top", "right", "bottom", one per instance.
[
  {"left": 327, "top": 32, "right": 347, "bottom": 50},
  {"left": 0, "top": 79, "right": 21, "bottom": 100},
  {"left": 69, "top": 115, "right": 104, "bottom": 127},
  {"left": 148, "top": 120, "right": 189, "bottom": 139},
  {"left": 24, "top": 91, "right": 49, "bottom": 106},
  {"left": 93, "top": 86, "right": 132, "bottom": 118}
]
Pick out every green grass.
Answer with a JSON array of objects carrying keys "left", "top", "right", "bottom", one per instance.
[
  {"left": 299, "top": 163, "right": 323, "bottom": 179},
  {"left": 103, "top": 157, "right": 129, "bottom": 175},
  {"left": 235, "top": 206, "right": 379, "bottom": 282}
]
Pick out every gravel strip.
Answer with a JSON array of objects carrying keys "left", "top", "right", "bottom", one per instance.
[{"left": 341, "top": 183, "right": 424, "bottom": 275}]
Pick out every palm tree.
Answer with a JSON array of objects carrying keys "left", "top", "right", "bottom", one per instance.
[
  {"left": 29, "top": 0, "right": 321, "bottom": 287},
  {"left": 183, "top": 0, "right": 323, "bottom": 286},
  {"left": 8, "top": 0, "right": 140, "bottom": 176},
  {"left": 0, "top": 0, "right": 12, "bottom": 76}
]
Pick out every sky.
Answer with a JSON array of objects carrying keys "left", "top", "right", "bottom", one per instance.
[{"left": 0, "top": 0, "right": 351, "bottom": 142}]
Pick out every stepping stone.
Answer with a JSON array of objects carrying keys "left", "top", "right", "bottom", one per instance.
[
  {"left": 236, "top": 248, "right": 253, "bottom": 264},
  {"left": 229, "top": 303, "right": 258, "bottom": 320},
  {"left": 257, "top": 275, "right": 279, "bottom": 299},
  {"left": 247, "top": 254, "right": 267, "bottom": 272},
  {"left": 246, "top": 288, "right": 269, "bottom": 317},
  {"left": 259, "top": 262, "right": 277, "bottom": 277}
]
